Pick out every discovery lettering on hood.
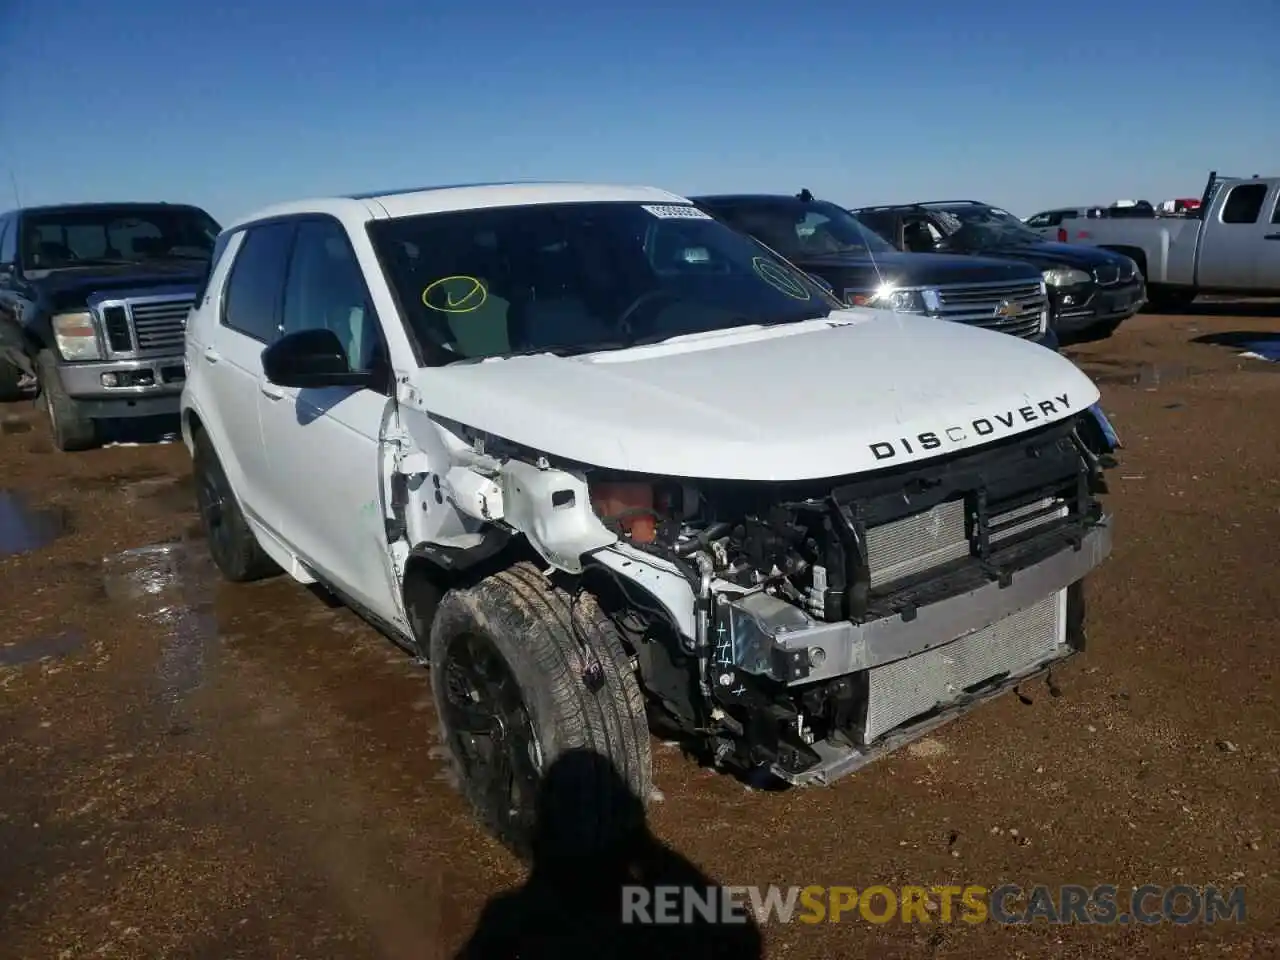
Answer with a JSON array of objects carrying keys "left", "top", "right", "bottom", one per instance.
[{"left": 870, "top": 393, "right": 1072, "bottom": 462}]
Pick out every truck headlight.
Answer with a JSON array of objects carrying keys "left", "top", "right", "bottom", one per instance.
[
  {"left": 864, "top": 284, "right": 928, "bottom": 313},
  {"left": 51, "top": 311, "right": 102, "bottom": 361},
  {"left": 1042, "top": 267, "right": 1091, "bottom": 287}
]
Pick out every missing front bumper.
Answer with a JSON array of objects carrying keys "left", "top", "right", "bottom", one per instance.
[
  {"left": 775, "top": 643, "right": 1074, "bottom": 786},
  {"left": 715, "top": 515, "right": 1111, "bottom": 689}
]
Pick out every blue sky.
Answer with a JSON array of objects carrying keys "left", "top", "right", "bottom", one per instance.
[{"left": 2, "top": 0, "right": 1276, "bottom": 224}]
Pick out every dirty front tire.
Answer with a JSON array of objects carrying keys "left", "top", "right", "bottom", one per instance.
[
  {"left": 35, "top": 350, "right": 97, "bottom": 451},
  {"left": 429, "top": 562, "right": 651, "bottom": 861},
  {"left": 192, "top": 430, "right": 280, "bottom": 583}
]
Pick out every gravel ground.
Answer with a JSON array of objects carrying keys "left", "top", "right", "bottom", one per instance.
[{"left": 1, "top": 306, "right": 1278, "bottom": 959}]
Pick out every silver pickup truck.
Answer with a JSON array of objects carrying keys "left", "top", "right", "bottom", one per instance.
[{"left": 1058, "top": 171, "right": 1280, "bottom": 311}]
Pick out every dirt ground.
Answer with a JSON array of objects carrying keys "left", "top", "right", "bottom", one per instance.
[{"left": 2, "top": 307, "right": 1278, "bottom": 959}]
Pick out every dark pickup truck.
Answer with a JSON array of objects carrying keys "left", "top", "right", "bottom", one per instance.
[
  {"left": 0, "top": 202, "right": 220, "bottom": 450},
  {"left": 690, "top": 191, "right": 1057, "bottom": 349}
]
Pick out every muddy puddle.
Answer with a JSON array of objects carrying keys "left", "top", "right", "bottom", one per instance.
[
  {"left": 102, "top": 535, "right": 219, "bottom": 710},
  {"left": 0, "top": 629, "right": 87, "bottom": 668},
  {"left": 0, "top": 489, "right": 71, "bottom": 557}
]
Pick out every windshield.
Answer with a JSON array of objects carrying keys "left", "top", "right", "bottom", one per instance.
[
  {"left": 368, "top": 200, "right": 843, "bottom": 365},
  {"left": 699, "top": 198, "right": 897, "bottom": 260},
  {"left": 20, "top": 205, "right": 221, "bottom": 270},
  {"left": 927, "top": 204, "right": 1042, "bottom": 248}
]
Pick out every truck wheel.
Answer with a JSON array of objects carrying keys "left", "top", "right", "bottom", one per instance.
[
  {"left": 1146, "top": 287, "right": 1196, "bottom": 313},
  {"left": 35, "top": 350, "right": 97, "bottom": 451},
  {"left": 0, "top": 361, "right": 23, "bottom": 403},
  {"left": 429, "top": 562, "right": 651, "bottom": 860},
  {"left": 192, "top": 429, "right": 280, "bottom": 582}
]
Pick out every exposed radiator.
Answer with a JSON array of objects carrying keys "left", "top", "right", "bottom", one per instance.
[
  {"left": 866, "top": 496, "right": 1065, "bottom": 589},
  {"left": 862, "top": 588, "right": 1066, "bottom": 743}
]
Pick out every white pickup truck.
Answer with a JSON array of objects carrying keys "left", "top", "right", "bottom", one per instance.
[
  {"left": 180, "top": 182, "right": 1119, "bottom": 857},
  {"left": 1058, "top": 171, "right": 1280, "bottom": 310}
]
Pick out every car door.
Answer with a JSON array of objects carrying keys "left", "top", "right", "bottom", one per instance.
[
  {"left": 1196, "top": 180, "right": 1271, "bottom": 290},
  {"left": 256, "top": 216, "right": 403, "bottom": 626},
  {"left": 202, "top": 220, "right": 296, "bottom": 541},
  {"left": 1253, "top": 184, "right": 1280, "bottom": 290}
]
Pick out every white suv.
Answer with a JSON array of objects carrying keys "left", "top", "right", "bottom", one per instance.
[{"left": 180, "top": 182, "right": 1118, "bottom": 856}]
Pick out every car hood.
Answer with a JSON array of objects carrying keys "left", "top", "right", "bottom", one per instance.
[
  {"left": 30, "top": 263, "right": 208, "bottom": 312},
  {"left": 794, "top": 250, "right": 1038, "bottom": 289},
  {"left": 400, "top": 309, "right": 1099, "bottom": 482},
  {"left": 959, "top": 241, "right": 1129, "bottom": 272}
]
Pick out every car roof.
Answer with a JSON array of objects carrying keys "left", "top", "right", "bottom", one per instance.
[
  {"left": 6, "top": 201, "right": 207, "bottom": 217},
  {"left": 224, "top": 181, "right": 692, "bottom": 231},
  {"left": 692, "top": 193, "right": 802, "bottom": 203}
]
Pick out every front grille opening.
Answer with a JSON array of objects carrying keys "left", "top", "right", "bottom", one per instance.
[
  {"left": 102, "top": 306, "right": 133, "bottom": 353},
  {"left": 864, "top": 490, "right": 1072, "bottom": 596}
]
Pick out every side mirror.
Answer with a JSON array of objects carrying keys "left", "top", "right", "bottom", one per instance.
[{"left": 261, "top": 328, "right": 372, "bottom": 389}]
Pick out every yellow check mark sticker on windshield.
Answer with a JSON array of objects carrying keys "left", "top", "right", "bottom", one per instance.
[
  {"left": 422, "top": 276, "right": 488, "bottom": 313},
  {"left": 752, "top": 257, "right": 812, "bottom": 301}
]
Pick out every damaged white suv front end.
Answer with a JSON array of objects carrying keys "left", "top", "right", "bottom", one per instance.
[{"left": 182, "top": 182, "right": 1116, "bottom": 856}]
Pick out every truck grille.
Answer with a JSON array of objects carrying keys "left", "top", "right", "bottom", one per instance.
[
  {"left": 933, "top": 279, "right": 1046, "bottom": 340},
  {"left": 862, "top": 588, "right": 1066, "bottom": 743},
  {"left": 98, "top": 295, "right": 195, "bottom": 358},
  {"left": 1093, "top": 261, "right": 1137, "bottom": 286},
  {"left": 866, "top": 497, "right": 1065, "bottom": 590},
  {"left": 130, "top": 299, "right": 191, "bottom": 353},
  {"left": 1093, "top": 264, "right": 1120, "bottom": 285}
]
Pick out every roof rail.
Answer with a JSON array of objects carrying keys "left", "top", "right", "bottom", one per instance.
[{"left": 849, "top": 202, "right": 928, "bottom": 212}]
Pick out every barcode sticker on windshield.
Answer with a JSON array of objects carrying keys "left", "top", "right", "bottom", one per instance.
[{"left": 641, "top": 204, "right": 712, "bottom": 220}]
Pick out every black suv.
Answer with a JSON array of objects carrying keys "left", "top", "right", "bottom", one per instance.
[
  {"left": 690, "top": 191, "right": 1057, "bottom": 349},
  {"left": 852, "top": 200, "right": 1146, "bottom": 342},
  {"left": 0, "top": 202, "right": 221, "bottom": 449}
]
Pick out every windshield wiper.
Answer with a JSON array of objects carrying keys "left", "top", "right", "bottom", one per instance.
[
  {"left": 54, "top": 258, "right": 140, "bottom": 267},
  {"left": 451, "top": 330, "right": 689, "bottom": 364},
  {"left": 446, "top": 316, "right": 836, "bottom": 365}
]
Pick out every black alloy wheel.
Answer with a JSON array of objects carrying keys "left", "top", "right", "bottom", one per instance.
[{"left": 439, "top": 629, "right": 543, "bottom": 853}]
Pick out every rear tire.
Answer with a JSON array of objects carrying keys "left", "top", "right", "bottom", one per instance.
[
  {"left": 192, "top": 429, "right": 280, "bottom": 582},
  {"left": 429, "top": 562, "right": 651, "bottom": 861},
  {"left": 36, "top": 350, "right": 97, "bottom": 451}
]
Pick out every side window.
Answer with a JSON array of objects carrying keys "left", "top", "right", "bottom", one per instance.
[
  {"left": 281, "top": 219, "right": 386, "bottom": 377},
  {"left": 1026, "top": 213, "right": 1050, "bottom": 227},
  {"left": 1271, "top": 191, "right": 1280, "bottom": 224},
  {"left": 1221, "top": 183, "right": 1268, "bottom": 224},
  {"left": 222, "top": 221, "right": 296, "bottom": 343},
  {"left": 0, "top": 216, "right": 16, "bottom": 264},
  {"left": 857, "top": 212, "right": 896, "bottom": 246}
]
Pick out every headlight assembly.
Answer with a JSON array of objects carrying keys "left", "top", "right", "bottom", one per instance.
[
  {"left": 864, "top": 284, "right": 929, "bottom": 314},
  {"left": 1041, "top": 267, "right": 1091, "bottom": 287},
  {"left": 51, "top": 311, "right": 102, "bottom": 361}
]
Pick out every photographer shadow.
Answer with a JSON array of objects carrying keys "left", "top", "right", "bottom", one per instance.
[{"left": 455, "top": 747, "right": 764, "bottom": 959}]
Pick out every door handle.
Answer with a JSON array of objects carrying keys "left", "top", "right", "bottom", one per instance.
[
  {"left": 1264, "top": 233, "right": 1280, "bottom": 240},
  {"left": 260, "top": 383, "right": 284, "bottom": 400},
  {"left": 202, "top": 346, "right": 220, "bottom": 363}
]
